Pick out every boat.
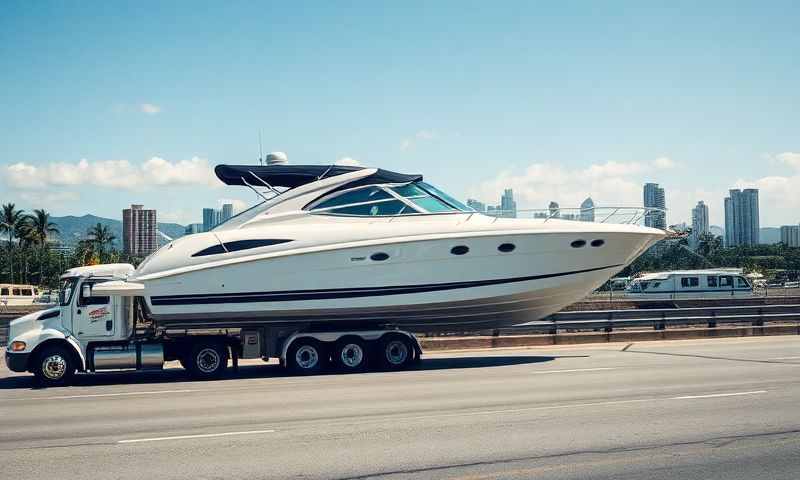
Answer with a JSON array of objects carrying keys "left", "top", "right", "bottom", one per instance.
[
  {"left": 624, "top": 269, "right": 754, "bottom": 299},
  {"left": 0, "top": 284, "right": 41, "bottom": 308},
  {"left": 100, "top": 158, "right": 666, "bottom": 332}
]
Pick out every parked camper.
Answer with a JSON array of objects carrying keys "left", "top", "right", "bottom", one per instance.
[{"left": 624, "top": 269, "right": 753, "bottom": 299}]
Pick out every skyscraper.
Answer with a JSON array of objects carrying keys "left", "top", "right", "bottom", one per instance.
[
  {"left": 580, "top": 197, "right": 595, "bottom": 222},
  {"left": 643, "top": 183, "right": 666, "bottom": 229},
  {"left": 122, "top": 204, "right": 158, "bottom": 256},
  {"left": 690, "top": 200, "right": 709, "bottom": 247},
  {"left": 466, "top": 199, "right": 486, "bottom": 212},
  {"left": 724, "top": 189, "right": 759, "bottom": 246},
  {"left": 500, "top": 189, "right": 517, "bottom": 218},
  {"left": 779, "top": 224, "right": 800, "bottom": 247},
  {"left": 202, "top": 208, "right": 216, "bottom": 233},
  {"left": 221, "top": 203, "right": 234, "bottom": 222}
]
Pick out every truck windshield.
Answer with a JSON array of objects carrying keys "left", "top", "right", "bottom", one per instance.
[{"left": 59, "top": 278, "right": 78, "bottom": 306}]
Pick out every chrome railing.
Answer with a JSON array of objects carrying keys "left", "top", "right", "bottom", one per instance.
[{"left": 482, "top": 206, "right": 667, "bottom": 226}]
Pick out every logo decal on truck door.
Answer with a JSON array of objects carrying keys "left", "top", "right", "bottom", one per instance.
[{"left": 88, "top": 307, "right": 110, "bottom": 321}]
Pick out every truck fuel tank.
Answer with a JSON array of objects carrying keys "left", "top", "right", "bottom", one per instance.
[{"left": 91, "top": 343, "right": 164, "bottom": 371}]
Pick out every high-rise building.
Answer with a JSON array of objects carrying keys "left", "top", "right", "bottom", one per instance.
[
  {"left": 690, "top": 200, "right": 709, "bottom": 247},
  {"left": 466, "top": 199, "right": 486, "bottom": 212},
  {"left": 184, "top": 223, "right": 203, "bottom": 235},
  {"left": 548, "top": 201, "right": 560, "bottom": 218},
  {"left": 780, "top": 225, "right": 800, "bottom": 247},
  {"left": 580, "top": 197, "right": 595, "bottom": 222},
  {"left": 202, "top": 208, "right": 216, "bottom": 233},
  {"left": 643, "top": 183, "right": 666, "bottom": 229},
  {"left": 122, "top": 204, "right": 158, "bottom": 256},
  {"left": 724, "top": 189, "right": 759, "bottom": 246},
  {"left": 221, "top": 203, "right": 234, "bottom": 222},
  {"left": 500, "top": 189, "right": 517, "bottom": 218}
]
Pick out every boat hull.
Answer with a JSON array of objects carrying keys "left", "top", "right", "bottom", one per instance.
[{"left": 141, "top": 229, "right": 661, "bottom": 332}]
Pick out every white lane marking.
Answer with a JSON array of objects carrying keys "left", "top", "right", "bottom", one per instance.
[
  {"left": 671, "top": 390, "right": 767, "bottom": 400},
  {"left": 532, "top": 367, "right": 617, "bottom": 375},
  {"left": 118, "top": 429, "right": 275, "bottom": 444},
  {"left": 768, "top": 356, "right": 800, "bottom": 360},
  {"left": 19, "top": 389, "right": 197, "bottom": 401}
]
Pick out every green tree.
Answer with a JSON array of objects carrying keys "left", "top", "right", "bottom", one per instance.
[
  {"left": 0, "top": 203, "right": 27, "bottom": 283},
  {"left": 24, "top": 209, "right": 60, "bottom": 284},
  {"left": 87, "top": 223, "right": 116, "bottom": 263}
]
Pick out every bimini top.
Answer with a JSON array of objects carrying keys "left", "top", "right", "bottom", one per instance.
[{"left": 215, "top": 164, "right": 422, "bottom": 189}]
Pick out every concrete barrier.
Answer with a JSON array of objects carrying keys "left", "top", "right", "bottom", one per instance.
[{"left": 419, "top": 324, "right": 800, "bottom": 351}]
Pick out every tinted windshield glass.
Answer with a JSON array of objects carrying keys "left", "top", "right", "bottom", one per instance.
[
  {"left": 391, "top": 184, "right": 456, "bottom": 213},
  {"left": 59, "top": 278, "right": 78, "bottom": 306},
  {"left": 417, "top": 182, "right": 472, "bottom": 211},
  {"left": 330, "top": 200, "right": 413, "bottom": 216},
  {"left": 316, "top": 187, "right": 392, "bottom": 210}
]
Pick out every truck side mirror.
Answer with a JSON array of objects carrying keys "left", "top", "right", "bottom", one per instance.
[{"left": 82, "top": 284, "right": 92, "bottom": 299}]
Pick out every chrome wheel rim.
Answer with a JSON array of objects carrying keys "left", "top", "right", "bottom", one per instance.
[
  {"left": 42, "top": 354, "right": 67, "bottom": 380},
  {"left": 385, "top": 340, "right": 409, "bottom": 365},
  {"left": 340, "top": 343, "right": 364, "bottom": 368},
  {"left": 295, "top": 345, "right": 319, "bottom": 370},
  {"left": 196, "top": 348, "right": 221, "bottom": 373}
]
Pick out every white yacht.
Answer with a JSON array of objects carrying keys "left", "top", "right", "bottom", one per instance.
[
  {"left": 108, "top": 160, "right": 665, "bottom": 331},
  {"left": 624, "top": 269, "right": 754, "bottom": 299}
]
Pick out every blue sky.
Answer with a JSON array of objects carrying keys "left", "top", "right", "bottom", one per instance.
[{"left": 2, "top": 1, "right": 799, "bottom": 227}]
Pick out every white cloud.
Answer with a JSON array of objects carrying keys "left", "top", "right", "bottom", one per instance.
[
  {"left": 400, "top": 130, "right": 438, "bottom": 151},
  {"left": 653, "top": 156, "right": 677, "bottom": 169},
  {"left": 776, "top": 152, "right": 800, "bottom": 170},
  {"left": 334, "top": 157, "right": 361, "bottom": 166},
  {"left": 140, "top": 103, "right": 162, "bottom": 115},
  {"left": 3, "top": 156, "right": 219, "bottom": 191}
]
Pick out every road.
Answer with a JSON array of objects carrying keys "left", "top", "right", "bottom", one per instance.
[{"left": 2, "top": 336, "right": 800, "bottom": 479}]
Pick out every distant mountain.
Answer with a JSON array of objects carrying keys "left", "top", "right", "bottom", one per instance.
[
  {"left": 50, "top": 214, "right": 185, "bottom": 247},
  {"left": 759, "top": 227, "right": 780, "bottom": 245}
]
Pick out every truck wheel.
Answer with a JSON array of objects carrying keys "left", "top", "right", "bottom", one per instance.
[
  {"left": 186, "top": 342, "right": 229, "bottom": 379},
  {"left": 287, "top": 338, "right": 325, "bottom": 375},
  {"left": 332, "top": 337, "right": 368, "bottom": 372},
  {"left": 33, "top": 345, "right": 76, "bottom": 386},
  {"left": 377, "top": 334, "right": 413, "bottom": 370}
]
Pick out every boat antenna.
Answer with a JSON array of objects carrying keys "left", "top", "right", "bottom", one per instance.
[
  {"left": 258, "top": 132, "right": 264, "bottom": 166},
  {"left": 318, "top": 164, "right": 335, "bottom": 180}
]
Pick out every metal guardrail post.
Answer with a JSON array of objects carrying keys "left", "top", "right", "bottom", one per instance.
[
  {"left": 708, "top": 311, "right": 717, "bottom": 328},
  {"left": 753, "top": 308, "right": 764, "bottom": 327},
  {"left": 655, "top": 311, "right": 666, "bottom": 330},
  {"left": 604, "top": 311, "right": 613, "bottom": 332}
]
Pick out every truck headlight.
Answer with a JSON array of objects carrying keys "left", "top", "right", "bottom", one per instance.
[{"left": 10, "top": 341, "right": 27, "bottom": 352}]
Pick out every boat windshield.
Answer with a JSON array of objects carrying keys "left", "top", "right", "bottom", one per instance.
[{"left": 308, "top": 182, "right": 472, "bottom": 217}]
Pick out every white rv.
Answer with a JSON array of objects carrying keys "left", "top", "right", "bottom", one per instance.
[{"left": 624, "top": 269, "right": 753, "bottom": 299}]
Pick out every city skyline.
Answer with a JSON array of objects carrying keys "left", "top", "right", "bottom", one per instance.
[{"left": 2, "top": 3, "right": 800, "bottom": 227}]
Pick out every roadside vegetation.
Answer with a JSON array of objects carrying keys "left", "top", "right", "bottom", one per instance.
[{"left": 1, "top": 203, "right": 142, "bottom": 288}]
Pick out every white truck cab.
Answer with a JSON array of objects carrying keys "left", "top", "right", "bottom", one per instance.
[{"left": 5, "top": 264, "right": 142, "bottom": 384}]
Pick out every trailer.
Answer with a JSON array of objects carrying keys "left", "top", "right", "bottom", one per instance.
[{"left": 4, "top": 264, "right": 421, "bottom": 386}]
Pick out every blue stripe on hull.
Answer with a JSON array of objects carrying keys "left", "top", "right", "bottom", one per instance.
[{"left": 150, "top": 264, "right": 623, "bottom": 306}]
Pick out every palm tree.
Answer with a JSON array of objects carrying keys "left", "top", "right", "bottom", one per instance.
[
  {"left": 25, "top": 209, "right": 59, "bottom": 284},
  {"left": 87, "top": 223, "right": 116, "bottom": 263},
  {"left": 1, "top": 203, "right": 26, "bottom": 283}
]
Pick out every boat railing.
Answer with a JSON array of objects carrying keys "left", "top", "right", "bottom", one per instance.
[{"left": 482, "top": 206, "right": 667, "bottom": 226}]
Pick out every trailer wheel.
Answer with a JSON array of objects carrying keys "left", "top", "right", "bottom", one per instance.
[
  {"left": 332, "top": 337, "right": 368, "bottom": 372},
  {"left": 287, "top": 338, "right": 325, "bottom": 375},
  {"left": 33, "top": 345, "right": 76, "bottom": 386},
  {"left": 377, "top": 334, "right": 413, "bottom": 370},
  {"left": 186, "top": 342, "right": 229, "bottom": 380}
]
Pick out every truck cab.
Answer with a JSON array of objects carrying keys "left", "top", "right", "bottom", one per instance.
[{"left": 5, "top": 264, "right": 138, "bottom": 384}]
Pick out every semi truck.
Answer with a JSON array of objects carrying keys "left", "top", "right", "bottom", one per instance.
[{"left": 4, "top": 264, "right": 421, "bottom": 386}]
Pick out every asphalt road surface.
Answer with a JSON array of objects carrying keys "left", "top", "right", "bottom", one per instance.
[{"left": 2, "top": 336, "right": 800, "bottom": 479}]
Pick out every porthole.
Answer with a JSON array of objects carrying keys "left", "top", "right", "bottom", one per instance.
[
  {"left": 450, "top": 245, "right": 469, "bottom": 255},
  {"left": 498, "top": 243, "right": 516, "bottom": 253},
  {"left": 590, "top": 239, "right": 605, "bottom": 247},
  {"left": 570, "top": 240, "right": 587, "bottom": 248},
  {"left": 370, "top": 252, "right": 390, "bottom": 261}
]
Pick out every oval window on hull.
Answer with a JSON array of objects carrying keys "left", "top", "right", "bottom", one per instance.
[
  {"left": 451, "top": 245, "right": 469, "bottom": 255},
  {"left": 498, "top": 243, "right": 516, "bottom": 253},
  {"left": 590, "top": 239, "right": 605, "bottom": 247},
  {"left": 370, "top": 252, "right": 390, "bottom": 261},
  {"left": 571, "top": 240, "right": 587, "bottom": 248}
]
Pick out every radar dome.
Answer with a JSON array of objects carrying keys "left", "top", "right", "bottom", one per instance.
[{"left": 266, "top": 152, "right": 288, "bottom": 165}]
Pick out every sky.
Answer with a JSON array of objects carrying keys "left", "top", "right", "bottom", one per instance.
[{"left": 1, "top": 1, "right": 799, "bottom": 228}]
